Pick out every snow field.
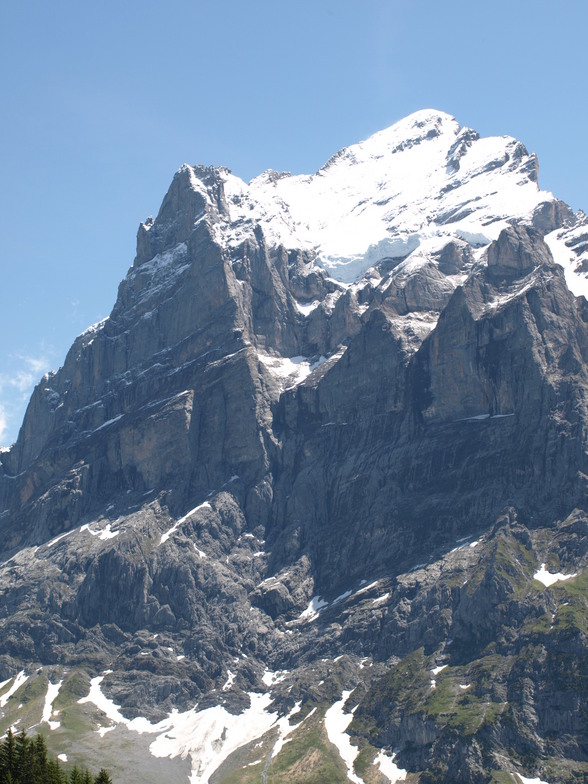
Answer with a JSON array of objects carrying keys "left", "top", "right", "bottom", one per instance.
[
  {"left": 42, "top": 679, "right": 63, "bottom": 730},
  {"left": 298, "top": 595, "right": 329, "bottom": 621},
  {"left": 323, "top": 692, "right": 407, "bottom": 783},
  {"left": 0, "top": 671, "right": 28, "bottom": 708},
  {"left": 545, "top": 230, "right": 588, "bottom": 300},
  {"left": 324, "top": 690, "right": 364, "bottom": 784},
  {"left": 533, "top": 564, "right": 577, "bottom": 588},
  {"left": 217, "top": 110, "right": 552, "bottom": 286},
  {"left": 257, "top": 352, "right": 327, "bottom": 389},
  {"left": 374, "top": 750, "right": 408, "bottom": 783},
  {"left": 79, "top": 675, "right": 305, "bottom": 784}
]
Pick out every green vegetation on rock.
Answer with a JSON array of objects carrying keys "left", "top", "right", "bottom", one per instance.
[{"left": 265, "top": 707, "right": 348, "bottom": 784}]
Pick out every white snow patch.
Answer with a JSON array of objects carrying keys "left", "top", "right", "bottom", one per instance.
[
  {"left": 324, "top": 690, "right": 364, "bottom": 784},
  {"left": 80, "top": 318, "right": 107, "bottom": 338},
  {"left": 99, "top": 524, "right": 119, "bottom": 540},
  {"left": 42, "top": 680, "right": 63, "bottom": 730},
  {"left": 298, "top": 596, "right": 329, "bottom": 622},
  {"left": 269, "top": 701, "right": 305, "bottom": 760},
  {"left": 459, "top": 684, "right": 471, "bottom": 690},
  {"left": 258, "top": 353, "right": 327, "bottom": 388},
  {"left": 222, "top": 671, "right": 236, "bottom": 692},
  {"left": 430, "top": 665, "right": 447, "bottom": 690},
  {"left": 160, "top": 501, "right": 212, "bottom": 545},
  {"left": 0, "top": 671, "right": 28, "bottom": 708},
  {"left": 194, "top": 545, "right": 208, "bottom": 558},
  {"left": 318, "top": 234, "right": 421, "bottom": 284},
  {"left": 354, "top": 580, "right": 380, "bottom": 596},
  {"left": 533, "top": 564, "right": 577, "bottom": 588},
  {"left": 409, "top": 563, "right": 427, "bottom": 572},
  {"left": 57, "top": 754, "right": 68, "bottom": 763},
  {"left": 97, "top": 726, "right": 115, "bottom": 737},
  {"left": 455, "top": 228, "right": 492, "bottom": 246},
  {"left": 149, "top": 693, "right": 288, "bottom": 784},
  {"left": 372, "top": 593, "right": 390, "bottom": 605},
  {"left": 374, "top": 750, "right": 407, "bottom": 783},
  {"left": 261, "top": 670, "right": 275, "bottom": 687},
  {"left": 80, "top": 523, "right": 120, "bottom": 541},
  {"left": 517, "top": 775, "right": 552, "bottom": 784},
  {"left": 78, "top": 677, "right": 130, "bottom": 727},
  {"left": 91, "top": 414, "right": 124, "bottom": 434},
  {"left": 295, "top": 300, "right": 321, "bottom": 315},
  {"left": 262, "top": 670, "right": 289, "bottom": 688},
  {"left": 258, "top": 570, "right": 290, "bottom": 588},
  {"left": 545, "top": 230, "right": 588, "bottom": 300},
  {"left": 45, "top": 530, "right": 76, "bottom": 548},
  {"left": 262, "top": 671, "right": 275, "bottom": 687}
]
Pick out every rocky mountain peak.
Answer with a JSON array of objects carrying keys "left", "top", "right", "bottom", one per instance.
[
  {"left": 1, "top": 112, "right": 587, "bottom": 784},
  {"left": 486, "top": 224, "right": 553, "bottom": 278}
]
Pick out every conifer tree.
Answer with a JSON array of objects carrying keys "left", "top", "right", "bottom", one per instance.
[
  {"left": 32, "top": 735, "right": 48, "bottom": 784},
  {"left": 45, "top": 758, "right": 62, "bottom": 784},
  {"left": 0, "top": 728, "right": 16, "bottom": 781},
  {"left": 70, "top": 765, "right": 85, "bottom": 784},
  {"left": 14, "top": 730, "right": 30, "bottom": 784}
]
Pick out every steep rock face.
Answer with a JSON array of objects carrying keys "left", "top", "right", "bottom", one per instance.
[
  {"left": 1, "top": 111, "right": 588, "bottom": 784},
  {"left": 268, "top": 226, "right": 588, "bottom": 598}
]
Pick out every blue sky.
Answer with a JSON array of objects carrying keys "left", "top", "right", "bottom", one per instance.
[{"left": 1, "top": 0, "right": 587, "bottom": 445}]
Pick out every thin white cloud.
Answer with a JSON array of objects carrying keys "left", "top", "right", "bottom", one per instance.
[
  {"left": 9, "top": 369, "right": 39, "bottom": 394},
  {"left": 0, "top": 404, "right": 8, "bottom": 444},
  {"left": 0, "top": 355, "right": 52, "bottom": 395},
  {"left": 20, "top": 355, "right": 50, "bottom": 375}
]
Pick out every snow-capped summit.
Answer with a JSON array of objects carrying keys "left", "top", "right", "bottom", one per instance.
[{"left": 208, "top": 109, "right": 551, "bottom": 282}]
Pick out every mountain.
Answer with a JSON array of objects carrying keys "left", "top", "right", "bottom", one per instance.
[{"left": 0, "top": 109, "right": 587, "bottom": 784}]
